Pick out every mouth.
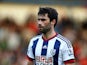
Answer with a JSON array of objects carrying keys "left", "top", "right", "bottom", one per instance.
[
  {"left": 38, "top": 26, "right": 43, "bottom": 31},
  {"left": 38, "top": 27, "right": 43, "bottom": 30},
  {"left": 38, "top": 25, "right": 43, "bottom": 28}
]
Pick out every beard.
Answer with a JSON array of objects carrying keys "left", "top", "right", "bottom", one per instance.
[
  {"left": 39, "top": 24, "right": 51, "bottom": 34},
  {"left": 40, "top": 27, "right": 50, "bottom": 34}
]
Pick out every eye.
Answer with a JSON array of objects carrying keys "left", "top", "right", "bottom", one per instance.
[{"left": 38, "top": 19, "right": 46, "bottom": 21}]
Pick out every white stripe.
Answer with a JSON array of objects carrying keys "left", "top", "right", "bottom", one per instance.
[
  {"left": 46, "top": 38, "right": 56, "bottom": 58},
  {"left": 35, "top": 37, "right": 43, "bottom": 56}
]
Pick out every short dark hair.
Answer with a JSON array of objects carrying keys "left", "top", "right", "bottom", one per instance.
[{"left": 38, "top": 7, "right": 58, "bottom": 27}]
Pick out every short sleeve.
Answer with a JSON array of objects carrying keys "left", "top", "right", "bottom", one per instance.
[
  {"left": 62, "top": 41, "right": 75, "bottom": 61},
  {"left": 27, "top": 39, "right": 34, "bottom": 59}
]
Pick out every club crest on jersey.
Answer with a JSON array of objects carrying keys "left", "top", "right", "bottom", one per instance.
[{"left": 50, "top": 49, "right": 56, "bottom": 56}]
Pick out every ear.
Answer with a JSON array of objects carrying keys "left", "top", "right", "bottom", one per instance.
[{"left": 51, "top": 19, "right": 56, "bottom": 26}]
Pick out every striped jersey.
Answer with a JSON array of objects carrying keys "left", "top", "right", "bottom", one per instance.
[{"left": 27, "top": 33, "right": 75, "bottom": 65}]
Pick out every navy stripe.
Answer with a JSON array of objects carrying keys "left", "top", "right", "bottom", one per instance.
[
  {"left": 53, "top": 40, "right": 61, "bottom": 65},
  {"left": 32, "top": 39, "right": 39, "bottom": 57},
  {"left": 41, "top": 41, "right": 48, "bottom": 55}
]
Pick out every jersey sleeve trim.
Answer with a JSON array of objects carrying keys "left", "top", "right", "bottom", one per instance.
[
  {"left": 64, "top": 59, "right": 75, "bottom": 64},
  {"left": 26, "top": 55, "right": 34, "bottom": 61}
]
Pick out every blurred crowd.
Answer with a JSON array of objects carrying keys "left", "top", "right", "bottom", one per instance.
[
  {"left": 0, "top": 14, "right": 38, "bottom": 65},
  {"left": 56, "top": 17, "right": 87, "bottom": 65},
  {"left": 0, "top": 14, "right": 87, "bottom": 65}
]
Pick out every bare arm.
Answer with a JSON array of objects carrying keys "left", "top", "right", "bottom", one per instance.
[
  {"left": 27, "top": 60, "right": 34, "bottom": 65},
  {"left": 26, "top": 56, "right": 34, "bottom": 65}
]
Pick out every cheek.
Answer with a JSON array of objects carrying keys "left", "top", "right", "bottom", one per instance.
[
  {"left": 44, "top": 21, "right": 50, "bottom": 26},
  {"left": 45, "top": 23, "right": 51, "bottom": 29},
  {"left": 40, "top": 22, "right": 48, "bottom": 27}
]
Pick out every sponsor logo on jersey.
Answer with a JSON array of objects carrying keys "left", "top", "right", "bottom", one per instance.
[{"left": 35, "top": 56, "right": 53, "bottom": 65}]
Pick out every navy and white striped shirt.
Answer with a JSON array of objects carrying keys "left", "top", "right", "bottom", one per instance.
[{"left": 27, "top": 33, "right": 75, "bottom": 65}]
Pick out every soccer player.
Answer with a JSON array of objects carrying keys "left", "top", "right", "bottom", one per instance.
[{"left": 27, "top": 7, "right": 75, "bottom": 65}]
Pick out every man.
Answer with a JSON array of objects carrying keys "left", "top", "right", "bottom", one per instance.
[{"left": 27, "top": 7, "right": 75, "bottom": 65}]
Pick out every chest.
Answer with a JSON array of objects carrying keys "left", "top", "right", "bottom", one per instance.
[{"left": 32, "top": 39, "right": 61, "bottom": 58}]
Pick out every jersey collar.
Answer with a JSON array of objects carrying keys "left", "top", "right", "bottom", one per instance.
[{"left": 42, "top": 33, "right": 58, "bottom": 41}]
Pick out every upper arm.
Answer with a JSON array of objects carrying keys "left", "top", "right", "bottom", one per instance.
[
  {"left": 25, "top": 55, "right": 34, "bottom": 65},
  {"left": 27, "top": 39, "right": 34, "bottom": 59},
  {"left": 62, "top": 40, "right": 75, "bottom": 64},
  {"left": 27, "top": 59, "right": 34, "bottom": 65},
  {"left": 27, "top": 58, "right": 34, "bottom": 65},
  {"left": 27, "top": 39, "right": 35, "bottom": 65}
]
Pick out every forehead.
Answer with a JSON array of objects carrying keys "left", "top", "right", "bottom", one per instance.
[{"left": 38, "top": 14, "right": 48, "bottom": 18}]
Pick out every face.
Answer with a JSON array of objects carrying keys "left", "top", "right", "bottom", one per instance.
[{"left": 37, "top": 14, "right": 51, "bottom": 34}]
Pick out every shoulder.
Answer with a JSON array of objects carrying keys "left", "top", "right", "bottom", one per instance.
[
  {"left": 56, "top": 34, "right": 72, "bottom": 48},
  {"left": 30, "top": 34, "right": 42, "bottom": 42},
  {"left": 57, "top": 34, "right": 71, "bottom": 43},
  {"left": 28, "top": 34, "right": 42, "bottom": 46}
]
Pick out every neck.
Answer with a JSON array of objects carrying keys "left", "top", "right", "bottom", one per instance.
[{"left": 42, "top": 29, "right": 56, "bottom": 40}]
